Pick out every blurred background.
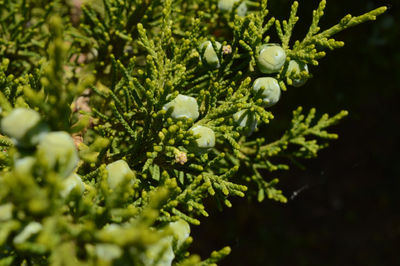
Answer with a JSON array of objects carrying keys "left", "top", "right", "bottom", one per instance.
[{"left": 191, "top": 0, "right": 399, "bottom": 265}]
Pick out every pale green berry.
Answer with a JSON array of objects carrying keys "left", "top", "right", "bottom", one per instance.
[
  {"left": 61, "top": 173, "right": 85, "bottom": 198},
  {"left": 0, "top": 203, "right": 13, "bottom": 221},
  {"left": 287, "top": 60, "right": 309, "bottom": 87},
  {"left": 0, "top": 108, "right": 48, "bottom": 147},
  {"left": 106, "top": 159, "right": 135, "bottom": 189},
  {"left": 166, "top": 219, "right": 190, "bottom": 248},
  {"left": 218, "top": 0, "right": 238, "bottom": 11},
  {"left": 95, "top": 244, "right": 122, "bottom": 261},
  {"left": 218, "top": 0, "right": 247, "bottom": 16},
  {"left": 252, "top": 77, "right": 281, "bottom": 107},
  {"left": 37, "top": 132, "right": 79, "bottom": 178},
  {"left": 237, "top": 2, "right": 248, "bottom": 16},
  {"left": 0, "top": 108, "right": 39, "bottom": 140},
  {"left": 13, "top": 222, "right": 42, "bottom": 244},
  {"left": 142, "top": 237, "right": 174, "bottom": 266},
  {"left": 162, "top": 94, "right": 199, "bottom": 120},
  {"left": 233, "top": 110, "right": 258, "bottom": 135},
  {"left": 257, "top": 44, "right": 286, "bottom": 74},
  {"left": 140, "top": 221, "right": 189, "bottom": 266},
  {"left": 14, "top": 156, "right": 36, "bottom": 177},
  {"left": 190, "top": 125, "right": 216, "bottom": 149},
  {"left": 200, "top": 41, "right": 222, "bottom": 68},
  {"left": 103, "top": 223, "right": 121, "bottom": 233}
]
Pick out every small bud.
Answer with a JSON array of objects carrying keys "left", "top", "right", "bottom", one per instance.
[
  {"left": 72, "top": 134, "right": 84, "bottom": 148},
  {"left": 175, "top": 151, "right": 188, "bottom": 165},
  {"left": 257, "top": 44, "right": 286, "bottom": 74},
  {"left": 252, "top": 77, "right": 281, "bottom": 107},
  {"left": 222, "top": 45, "right": 232, "bottom": 55}
]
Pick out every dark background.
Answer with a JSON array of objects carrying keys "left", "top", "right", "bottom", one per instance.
[{"left": 192, "top": 1, "right": 400, "bottom": 265}]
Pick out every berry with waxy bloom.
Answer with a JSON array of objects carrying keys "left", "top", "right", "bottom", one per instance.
[
  {"left": 37, "top": 131, "right": 79, "bottom": 178},
  {"left": 190, "top": 125, "right": 216, "bottom": 149},
  {"left": 14, "top": 156, "right": 36, "bottom": 177},
  {"left": 61, "top": 173, "right": 85, "bottom": 198},
  {"left": 218, "top": 0, "right": 248, "bottom": 17},
  {"left": 166, "top": 219, "right": 191, "bottom": 248},
  {"left": 142, "top": 236, "right": 175, "bottom": 266},
  {"left": 0, "top": 203, "right": 13, "bottom": 221},
  {"left": 0, "top": 108, "right": 49, "bottom": 147},
  {"left": 257, "top": 44, "right": 286, "bottom": 74},
  {"left": 95, "top": 244, "right": 122, "bottom": 262},
  {"left": 252, "top": 77, "right": 281, "bottom": 107},
  {"left": 286, "top": 60, "right": 309, "bottom": 87},
  {"left": 106, "top": 159, "right": 135, "bottom": 189},
  {"left": 142, "top": 219, "right": 190, "bottom": 266},
  {"left": 13, "top": 222, "right": 43, "bottom": 245},
  {"left": 200, "top": 41, "right": 222, "bottom": 68},
  {"left": 162, "top": 94, "right": 199, "bottom": 120},
  {"left": 233, "top": 109, "right": 258, "bottom": 135}
]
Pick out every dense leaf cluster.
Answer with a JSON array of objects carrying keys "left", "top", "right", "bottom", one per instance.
[{"left": 0, "top": 0, "right": 385, "bottom": 265}]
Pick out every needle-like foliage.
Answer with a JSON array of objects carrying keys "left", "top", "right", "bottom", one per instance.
[{"left": 0, "top": 0, "right": 386, "bottom": 265}]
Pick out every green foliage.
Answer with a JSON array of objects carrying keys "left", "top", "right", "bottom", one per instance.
[{"left": 0, "top": 0, "right": 386, "bottom": 265}]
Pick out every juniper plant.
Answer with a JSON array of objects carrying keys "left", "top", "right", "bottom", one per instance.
[{"left": 0, "top": 0, "right": 386, "bottom": 265}]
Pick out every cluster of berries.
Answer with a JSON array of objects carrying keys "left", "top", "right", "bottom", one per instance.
[
  {"left": 0, "top": 109, "right": 138, "bottom": 199},
  {"left": 177, "top": 39, "right": 308, "bottom": 139},
  {"left": 163, "top": 95, "right": 216, "bottom": 150}
]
